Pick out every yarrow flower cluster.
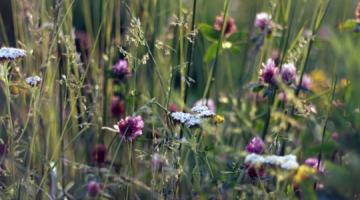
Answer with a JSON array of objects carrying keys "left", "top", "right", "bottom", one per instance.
[
  {"left": 214, "top": 13, "right": 238, "bottom": 37},
  {"left": 193, "top": 98, "right": 216, "bottom": 112},
  {"left": 254, "top": 12, "right": 274, "bottom": 34},
  {"left": 113, "top": 59, "right": 132, "bottom": 79},
  {"left": 245, "top": 137, "right": 265, "bottom": 154},
  {"left": 245, "top": 153, "right": 299, "bottom": 170},
  {"left": 25, "top": 76, "right": 41, "bottom": 87},
  {"left": 171, "top": 105, "right": 216, "bottom": 128},
  {"left": 0, "top": 47, "right": 26, "bottom": 62}
]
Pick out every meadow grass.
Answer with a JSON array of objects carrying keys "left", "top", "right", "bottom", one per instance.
[{"left": 0, "top": 0, "right": 359, "bottom": 199}]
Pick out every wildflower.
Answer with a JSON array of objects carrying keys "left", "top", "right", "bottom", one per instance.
[
  {"left": 0, "top": 47, "right": 26, "bottom": 62},
  {"left": 113, "top": 59, "right": 132, "bottom": 79},
  {"left": 278, "top": 92, "right": 288, "bottom": 102},
  {"left": 185, "top": 115, "right": 202, "bottom": 128},
  {"left": 281, "top": 63, "right": 297, "bottom": 83},
  {"left": 191, "top": 106, "right": 215, "bottom": 118},
  {"left": 356, "top": 2, "right": 360, "bottom": 20},
  {"left": 293, "top": 165, "right": 318, "bottom": 183},
  {"left": 193, "top": 99, "right": 216, "bottom": 112},
  {"left": 245, "top": 153, "right": 299, "bottom": 170},
  {"left": 92, "top": 143, "right": 107, "bottom": 166},
  {"left": 153, "top": 153, "right": 166, "bottom": 169},
  {"left": 245, "top": 137, "right": 265, "bottom": 154},
  {"left": 214, "top": 115, "right": 225, "bottom": 124},
  {"left": 332, "top": 132, "right": 339, "bottom": 140},
  {"left": 245, "top": 163, "right": 265, "bottom": 179},
  {"left": 254, "top": 13, "right": 274, "bottom": 33},
  {"left": 214, "top": 13, "right": 237, "bottom": 37},
  {"left": 169, "top": 103, "right": 179, "bottom": 113},
  {"left": 171, "top": 112, "right": 192, "bottom": 124},
  {"left": 259, "top": 59, "right": 279, "bottom": 86},
  {"left": 299, "top": 74, "right": 312, "bottom": 90},
  {"left": 305, "top": 157, "right": 325, "bottom": 172},
  {"left": 110, "top": 96, "right": 124, "bottom": 117},
  {"left": 25, "top": 76, "right": 41, "bottom": 87},
  {"left": 117, "top": 116, "right": 144, "bottom": 141},
  {"left": 87, "top": 181, "right": 101, "bottom": 197}
]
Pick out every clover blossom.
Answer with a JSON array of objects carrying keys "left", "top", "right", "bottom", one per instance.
[
  {"left": 113, "top": 59, "right": 132, "bottom": 79},
  {"left": 214, "top": 13, "right": 237, "bottom": 37},
  {"left": 281, "top": 63, "right": 297, "bottom": 83},
  {"left": 87, "top": 181, "right": 101, "bottom": 197},
  {"left": 259, "top": 59, "right": 279, "bottom": 86},
  {"left": 245, "top": 137, "right": 265, "bottom": 154},
  {"left": 254, "top": 12, "right": 274, "bottom": 33},
  {"left": 117, "top": 116, "right": 144, "bottom": 141},
  {"left": 92, "top": 143, "right": 107, "bottom": 166}
]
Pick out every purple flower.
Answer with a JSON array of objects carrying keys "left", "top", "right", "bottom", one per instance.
[
  {"left": 281, "top": 63, "right": 297, "bottom": 83},
  {"left": 332, "top": 132, "right": 339, "bottom": 140},
  {"left": 254, "top": 13, "right": 274, "bottom": 33},
  {"left": 245, "top": 137, "right": 265, "bottom": 154},
  {"left": 87, "top": 181, "right": 101, "bottom": 197},
  {"left": 278, "top": 92, "right": 288, "bottom": 102},
  {"left": 193, "top": 99, "right": 216, "bottom": 112},
  {"left": 117, "top": 116, "right": 144, "bottom": 141},
  {"left": 113, "top": 59, "right": 132, "bottom": 78},
  {"left": 259, "top": 59, "right": 279, "bottom": 85},
  {"left": 305, "top": 158, "right": 325, "bottom": 172}
]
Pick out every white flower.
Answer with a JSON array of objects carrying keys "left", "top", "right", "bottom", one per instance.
[
  {"left": 245, "top": 153, "right": 266, "bottom": 165},
  {"left": 191, "top": 106, "right": 209, "bottom": 113},
  {"left": 0, "top": 47, "right": 26, "bottom": 61},
  {"left": 171, "top": 112, "right": 191, "bottom": 124},
  {"left": 185, "top": 115, "right": 202, "bottom": 128},
  {"left": 25, "top": 76, "right": 41, "bottom": 87}
]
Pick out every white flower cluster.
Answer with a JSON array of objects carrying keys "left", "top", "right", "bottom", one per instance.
[
  {"left": 171, "top": 106, "right": 215, "bottom": 128},
  {"left": 26, "top": 76, "right": 41, "bottom": 87},
  {"left": 0, "top": 47, "right": 26, "bottom": 61},
  {"left": 245, "top": 153, "right": 299, "bottom": 170}
]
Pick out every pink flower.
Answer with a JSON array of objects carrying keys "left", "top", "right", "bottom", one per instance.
[
  {"left": 110, "top": 96, "right": 124, "bottom": 117},
  {"left": 92, "top": 144, "right": 107, "bottom": 166},
  {"left": 153, "top": 153, "right": 166, "bottom": 169},
  {"left": 254, "top": 13, "right": 274, "bottom": 33},
  {"left": 332, "top": 132, "right": 339, "bottom": 140},
  {"left": 245, "top": 137, "right": 265, "bottom": 154},
  {"left": 117, "top": 116, "right": 144, "bottom": 141},
  {"left": 87, "top": 181, "right": 101, "bottom": 197},
  {"left": 259, "top": 59, "right": 279, "bottom": 85},
  {"left": 278, "top": 92, "right": 288, "bottom": 102},
  {"left": 113, "top": 59, "right": 132, "bottom": 78},
  {"left": 305, "top": 157, "right": 325, "bottom": 173},
  {"left": 298, "top": 74, "right": 312, "bottom": 90},
  {"left": 214, "top": 13, "right": 237, "bottom": 37},
  {"left": 193, "top": 99, "right": 216, "bottom": 112},
  {"left": 281, "top": 63, "right": 297, "bottom": 83}
]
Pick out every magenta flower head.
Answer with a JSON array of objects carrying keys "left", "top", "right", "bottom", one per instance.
[
  {"left": 117, "top": 116, "right": 144, "bottom": 141},
  {"left": 110, "top": 96, "right": 124, "bottom": 117},
  {"left": 254, "top": 13, "right": 274, "bottom": 33},
  {"left": 193, "top": 98, "right": 216, "bottom": 112},
  {"left": 113, "top": 59, "right": 132, "bottom": 79},
  {"left": 305, "top": 157, "right": 325, "bottom": 172},
  {"left": 87, "top": 181, "right": 101, "bottom": 197},
  {"left": 214, "top": 13, "right": 237, "bottom": 38},
  {"left": 259, "top": 59, "right": 279, "bottom": 86},
  {"left": 245, "top": 137, "right": 265, "bottom": 154},
  {"left": 332, "top": 132, "right": 339, "bottom": 140},
  {"left": 281, "top": 63, "right": 297, "bottom": 83}
]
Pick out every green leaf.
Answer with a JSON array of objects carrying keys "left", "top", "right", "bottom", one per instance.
[
  {"left": 73, "top": 185, "right": 88, "bottom": 199},
  {"left": 219, "top": 171, "right": 235, "bottom": 174},
  {"left": 227, "top": 31, "right": 249, "bottom": 43},
  {"left": 204, "top": 143, "right": 215, "bottom": 152},
  {"left": 338, "top": 19, "right": 358, "bottom": 30},
  {"left": 10, "top": 94, "right": 19, "bottom": 99},
  {"left": 204, "top": 43, "right": 222, "bottom": 62},
  {"left": 263, "top": 89, "right": 274, "bottom": 98},
  {"left": 199, "top": 24, "right": 221, "bottom": 42},
  {"left": 229, "top": 46, "right": 241, "bottom": 54}
]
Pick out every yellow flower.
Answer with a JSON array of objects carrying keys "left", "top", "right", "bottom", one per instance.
[
  {"left": 340, "top": 78, "right": 350, "bottom": 88},
  {"left": 214, "top": 115, "right": 225, "bottom": 124},
  {"left": 293, "top": 165, "right": 318, "bottom": 183}
]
